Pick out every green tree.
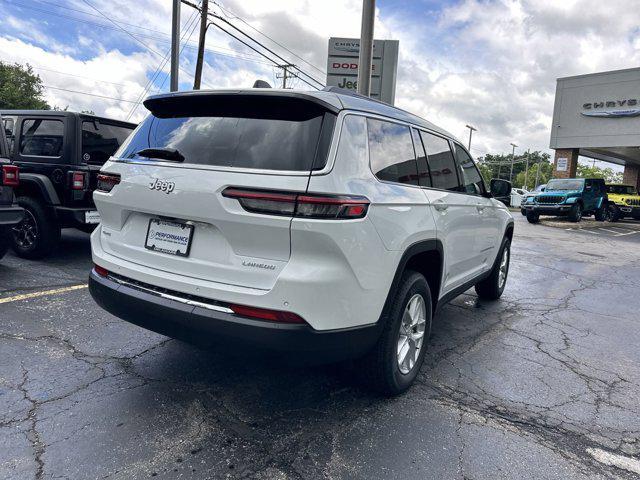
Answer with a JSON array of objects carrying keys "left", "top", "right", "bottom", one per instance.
[
  {"left": 0, "top": 62, "right": 50, "bottom": 110},
  {"left": 576, "top": 163, "right": 623, "bottom": 183},
  {"left": 478, "top": 151, "right": 551, "bottom": 188}
]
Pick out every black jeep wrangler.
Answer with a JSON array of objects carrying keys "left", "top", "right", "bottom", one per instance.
[
  {"left": 1, "top": 111, "right": 136, "bottom": 258},
  {"left": 0, "top": 114, "right": 24, "bottom": 260}
]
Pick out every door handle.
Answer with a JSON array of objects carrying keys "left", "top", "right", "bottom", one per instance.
[{"left": 433, "top": 200, "right": 449, "bottom": 212}]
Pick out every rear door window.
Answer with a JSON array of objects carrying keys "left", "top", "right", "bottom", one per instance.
[
  {"left": 454, "top": 143, "right": 485, "bottom": 195},
  {"left": 118, "top": 106, "right": 328, "bottom": 172},
  {"left": 82, "top": 120, "right": 135, "bottom": 165},
  {"left": 2, "top": 117, "right": 15, "bottom": 153},
  {"left": 367, "top": 118, "right": 418, "bottom": 185},
  {"left": 420, "top": 131, "right": 460, "bottom": 191},
  {"left": 20, "top": 119, "right": 64, "bottom": 158}
]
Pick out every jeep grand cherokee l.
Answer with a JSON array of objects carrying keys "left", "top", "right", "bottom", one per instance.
[{"left": 89, "top": 89, "right": 514, "bottom": 395}]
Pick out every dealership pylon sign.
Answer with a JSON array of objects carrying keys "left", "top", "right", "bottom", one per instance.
[{"left": 326, "top": 37, "right": 399, "bottom": 105}]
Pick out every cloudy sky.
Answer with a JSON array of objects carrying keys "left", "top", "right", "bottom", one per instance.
[{"left": 1, "top": 0, "right": 640, "bottom": 161}]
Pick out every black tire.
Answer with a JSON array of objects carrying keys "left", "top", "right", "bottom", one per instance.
[
  {"left": 11, "top": 196, "right": 60, "bottom": 259},
  {"left": 607, "top": 205, "right": 621, "bottom": 222},
  {"left": 0, "top": 228, "right": 10, "bottom": 260},
  {"left": 360, "top": 271, "right": 432, "bottom": 396},
  {"left": 594, "top": 203, "right": 606, "bottom": 221},
  {"left": 526, "top": 210, "right": 539, "bottom": 223},
  {"left": 520, "top": 208, "right": 527, "bottom": 216},
  {"left": 568, "top": 203, "right": 582, "bottom": 223},
  {"left": 475, "top": 238, "right": 511, "bottom": 300}
]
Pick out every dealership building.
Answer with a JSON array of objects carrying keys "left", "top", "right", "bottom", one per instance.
[{"left": 550, "top": 67, "right": 640, "bottom": 190}]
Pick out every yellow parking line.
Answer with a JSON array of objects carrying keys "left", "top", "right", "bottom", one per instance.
[{"left": 0, "top": 284, "right": 88, "bottom": 304}]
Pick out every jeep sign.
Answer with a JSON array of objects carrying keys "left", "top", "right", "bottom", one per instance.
[{"left": 326, "top": 37, "right": 399, "bottom": 105}]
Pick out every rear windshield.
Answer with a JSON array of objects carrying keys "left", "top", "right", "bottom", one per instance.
[
  {"left": 546, "top": 179, "right": 584, "bottom": 191},
  {"left": 82, "top": 120, "right": 135, "bottom": 165},
  {"left": 116, "top": 97, "right": 333, "bottom": 171}
]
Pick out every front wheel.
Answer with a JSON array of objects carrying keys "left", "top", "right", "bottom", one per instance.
[
  {"left": 568, "top": 203, "right": 583, "bottom": 223},
  {"left": 526, "top": 210, "right": 539, "bottom": 223},
  {"left": 607, "top": 205, "right": 621, "bottom": 222},
  {"left": 475, "top": 238, "right": 511, "bottom": 300},
  {"left": 360, "top": 271, "right": 432, "bottom": 396}
]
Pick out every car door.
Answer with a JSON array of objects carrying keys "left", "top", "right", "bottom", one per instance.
[
  {"left": 417, "top": 130, "right": 484, "bottom": 296},
  {"left": 453, "top": 142, "right": 501, "bottom": 270}
]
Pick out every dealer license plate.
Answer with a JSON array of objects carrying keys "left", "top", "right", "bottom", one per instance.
[{"left": 144, "top": 219, "right": 194, "bottom": 257}]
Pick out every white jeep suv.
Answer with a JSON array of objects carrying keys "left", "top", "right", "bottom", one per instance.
[{"left": 89, "top": 88, "right": 514, "bottom": 395}]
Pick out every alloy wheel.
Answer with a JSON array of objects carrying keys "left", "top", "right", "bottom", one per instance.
[
  {"left": 397, "top": 294, "right": 426, "bottom": 374},
  {"left": 498, "top": 245, "right": 510, "bottom": 289},
  {"left": 12, "top": 209, "right": 38, "bottom": 249}
]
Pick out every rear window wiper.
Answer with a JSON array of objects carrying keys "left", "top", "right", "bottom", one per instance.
[{"left": 136, "top": 147, "right": 185, "bottom": 163}]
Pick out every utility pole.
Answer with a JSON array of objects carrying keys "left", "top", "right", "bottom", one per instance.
[
  {"left": 170, "top": 0, "right": 181, "bottom": 91},
  {"left": 534, "top": 159, "right": 541, "bottom": 188},
  {"left": 465, "top": 124, "right": 476, "bottom": 151},
  {"left": 276, "top": 64, "right": 296, "bottom": 89},
  {"left": 357, "top": 0, "right": 375, "bottom": 96},
  {"left": 509, "top": 142, "right": 518, "bottom": 183},
  {"left": 193, "top": 0, "right": 208, "bottom": 90},
  {"left": 523, "top": 148, "right": 530, "bottom": 190}
]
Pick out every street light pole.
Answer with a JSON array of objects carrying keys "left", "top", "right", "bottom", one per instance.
[
  {"left": 170, "top": 0, "right": 181, "bottom": 92},
  {"left": 509, "top": 142, "right": 518, "bottom": 183},
  {"left": 523, "top": 149, "right": 530, "bottom": 190},
  {"left": 465, "top": 124, "right": 476, "bottom": 151},
  {"left": 357, "top": 0, "right": 375, "bottom": 97}
]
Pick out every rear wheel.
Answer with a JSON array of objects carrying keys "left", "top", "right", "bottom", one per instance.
[
  {"left": 526, "top": 210, "right": 539, "bottom": 223},
  {"left": 594, "top": 203, "right": 606, "bottom": 221},
  {"left": 360, "top": 271, "right": 432, "bottom": 396},
  {"left": 607, "top": 205, "right": 621, "bottom": 222},
  {"left": 11, "top": 196, "right": 60, "bottom": 259},
  {"left": 476, "top": 238, "right": 511, "bottom": 300},
  {"left": 568, "top": 203, "right": 583, "bottom": 223}
]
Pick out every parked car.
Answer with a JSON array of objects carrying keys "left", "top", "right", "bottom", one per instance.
[
  {"left": 522, "top": 178, "right": 607, "bottom": 223},
  {"left": 605, "top": 184, "right": 640, "bottom": 222},
  {"left": 89, "top": 88, "right": 514, "bottom": 395},
  {"left": 0, "top": 114, "right": 24, "bottom": 260},
  {"left": 520, "top": 184, "right": 546, "bottom": 216},
  {"left": 510, "top": 187, "right": 528, "bottom": 208},
  {"left": 0, "top": 110, "right": 136, "bottom": 258}
]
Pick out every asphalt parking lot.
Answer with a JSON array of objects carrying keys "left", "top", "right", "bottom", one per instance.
[{"left": 1, "top": 215, "right": 640, "bottom": 480}]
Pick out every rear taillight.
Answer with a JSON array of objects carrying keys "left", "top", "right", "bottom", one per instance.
[
  {"left": 93, "top": 264, "right": 109, "bottom": 277},
  {"left": 1, "top": 165, "right": 19, "bottom": 187},
  {"left": 96, "top": 173, "right": 121, "bottom": 193},
  {"left": 70, "top": 171, "right": 87, "bottom": 190},
  {"left": 222, "top": 188, "right": 369, "bottom": 219},
  {"left": 229, "top": 304, "right": 306, "bottom": 324}
]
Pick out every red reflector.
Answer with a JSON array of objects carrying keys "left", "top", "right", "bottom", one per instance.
[
  {"left": 230, "top": 304, "right": 306, "bottom": 324},
  {"left": 96, "top": 173, "right": 121, "bottom": 193},
  {"left": 71, "top": 171, "right": 85, "bottom": 190},
  {"left": 2, "top": 165, "right": 19, "bottom": 187},
  {"left": 94, "top": 264, "right": 109, "bottom": 277}
]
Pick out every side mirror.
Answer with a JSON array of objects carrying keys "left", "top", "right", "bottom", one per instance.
[{"left": 490, "top": 178, "right": 512, "bottom": 197}]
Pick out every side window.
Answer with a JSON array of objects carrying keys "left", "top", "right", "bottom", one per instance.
[
  {"left": 420, "top": 131, "right": 460, "bottom": 191},
  {"left": 367, "top": 118, "right": 419, "bottom": 185},
  {"left": 336, "top": 114, "right": 368, "bottom": 171},
  {"left": 454, "top": 144, "right": 485, "bottom": 195},
  {"left": 82, "top": 120, "right": 135, "bottom": 165},
  {"left": 20, "top": 119, "right": 64, "bottom": 157},
  {"left": 3, "top": 117, "right": 16, "bottom": 153},
  {"left": 411, "top": 128, "right": 431, "bottom": 187}
]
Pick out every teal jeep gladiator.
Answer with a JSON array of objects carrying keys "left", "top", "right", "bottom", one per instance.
[{"left": 522, "top": 178, "right": 607, "bottom": 223}]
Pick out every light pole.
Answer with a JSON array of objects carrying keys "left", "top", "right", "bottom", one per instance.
[
  {"left": 465, "top": 124, "right": 476, "bottom": 151},
  {"left": 170, "top": 0, "right": 180, "bottom": 92},
  {"left": 523, "top": 148, "right": 530, "bottom": 190},
  {"left": 357, "top": 0, "right": 375, "bottom": 97},
  {"left": 509, "top": 142, "right": 518, "bottom": 183}
]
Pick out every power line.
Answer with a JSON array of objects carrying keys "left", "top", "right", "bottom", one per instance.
[
  {"left": 43, "top": 85, "right": 138, "bottom": 104},
  {"left": 211, "top": 0, "right": 327, "bottom": 77}
]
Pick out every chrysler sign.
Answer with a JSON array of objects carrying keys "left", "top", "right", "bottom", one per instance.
[
  {"left": 326, "top": 37, "right": 399, "bottom": 105},
  {"left": 581, "top": 99, "right": 640, "bottom": 117}
]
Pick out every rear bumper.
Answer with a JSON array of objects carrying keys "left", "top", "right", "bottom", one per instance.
[
  {"left": 522, "top": 204, "right": 572, "bottom": 215},
  {"left": 0, "top": 204, "right": 24, "bottom": 226},
  {"left": 89, "top": 270, "right": 380, "bottom": 363},
  {"left": 55, "top": 206, "right": 99, "bottom": 226}
]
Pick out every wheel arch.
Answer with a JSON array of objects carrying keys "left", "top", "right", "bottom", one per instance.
[
  {"left": 380, "top": 240, "right": 443, "bottom": 320},
  {"left": 15, "top": 174, "right": 60, "bottom": 205}
]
